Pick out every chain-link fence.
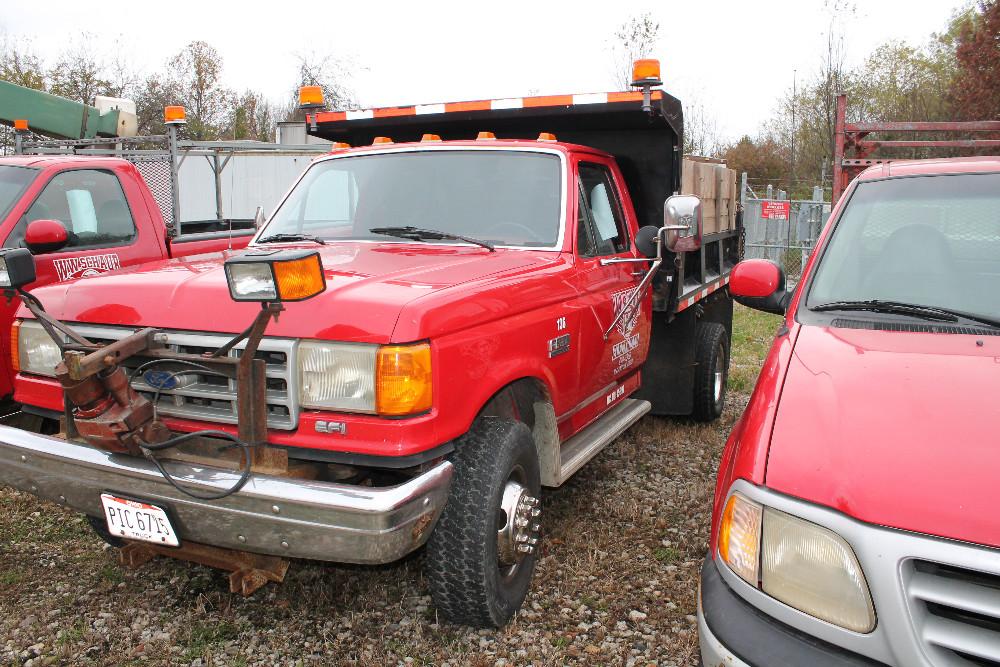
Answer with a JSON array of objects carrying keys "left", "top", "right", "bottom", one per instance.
[{"left": 740, "top": 175, "right": 830, "bottom": 282}]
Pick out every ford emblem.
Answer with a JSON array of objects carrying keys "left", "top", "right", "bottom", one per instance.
[{"left": 143, "top": 370, "right": 178, "bottom": 390}]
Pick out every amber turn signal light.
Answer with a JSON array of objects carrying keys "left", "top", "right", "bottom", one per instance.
[{"left": 376, "top": 343, "right": 432, "bottom": 416}]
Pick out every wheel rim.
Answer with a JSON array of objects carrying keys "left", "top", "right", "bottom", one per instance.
[
  {"left": 496, "top": 467, "right": 541, "bottom": 579},
  {"left": 712, "top": 342, "right": 726, "bottom": 406}
]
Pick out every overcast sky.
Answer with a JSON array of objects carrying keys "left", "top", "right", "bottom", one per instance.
[{"left": 3, "top": 0, "right": 962, "bottom": 141}]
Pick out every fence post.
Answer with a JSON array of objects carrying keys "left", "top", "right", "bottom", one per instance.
[
  {"left": 166, "top": 124, "right": 181, "bottom": 238},
  {"left": 812, "top": 185, "right": 823, "bottom": 203},
  {"left": 740, "top": 171, "right": 748, "bottom": 208},
  {"left": 766, "top": 184, "right": 773, "bottom": 200}
]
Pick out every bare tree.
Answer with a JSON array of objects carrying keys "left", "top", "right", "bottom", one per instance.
[
  {"left": 683, "top": 95, "right": 722, "bottom": 157},
  {"left": 48, "top": 35, "right": 111, "bottom": 105},
  {"left": 0, "top": 34, "right": 46, "bottom": 89},
  {"left": 282, "top": 51, "right": 357, "bottom": 121},
  {"left": 609, "top": 13, "right": 660, "bottom": 89},
  {"left": 167, "top": 41, "right": 234, "bottom": 140}
]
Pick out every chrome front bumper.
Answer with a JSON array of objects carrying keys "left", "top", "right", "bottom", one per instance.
[{"left": 0, "top": 425, "right": 452, "bottom": 564}]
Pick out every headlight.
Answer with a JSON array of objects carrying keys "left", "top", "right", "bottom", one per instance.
[
  {"left": 718, "top": 491, "right": 876, "bottom": 633},
  {"left": 761, "top": 508, "right": 875, "bottom": 633},
  {"left": 297, "top": 340, "right": 434, "bottom": 416},
  {"left": 15, "top": 319, "right": 62, "bottom": 377},
  {"left": 225, "top": 249, "right": 325, "bottom": 302},
  {"left": 299, "top": 340, "right": 377, "bottom": 412}
]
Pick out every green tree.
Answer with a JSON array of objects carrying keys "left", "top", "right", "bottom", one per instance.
[{"left": 950, "top": 0, "right": 1000, "bottom": 119}]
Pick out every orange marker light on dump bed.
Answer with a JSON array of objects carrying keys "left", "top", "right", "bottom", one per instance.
[
  {"left": 299, "top": 85, "right": 325, "bottom": 108},
  {"left": 631, "top": 59, "right": 662, "bottom": 86}
]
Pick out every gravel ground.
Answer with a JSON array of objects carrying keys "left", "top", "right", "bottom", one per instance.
[{"left": 0, "top": 307, "right": 780, "bottom": 667}]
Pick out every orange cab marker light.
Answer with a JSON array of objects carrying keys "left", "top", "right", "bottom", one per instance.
[
  {"left": 164, "top": 105, "right": 187, "bottom": 124},
  {"left": 299, "top": 85, "right": 324, "bottom": 108},
  {"left": 421, "top": 134, "right": 441, "bottom": 142},
  {"left": 476, "top": 131, "right": 497, "bottom": 140},
  {"left": 373, "top": 136, "right": 393, "bottom": 145},
  {"left": 537, "top": 132, "right": 557, "bottom": 142},
  {"left": 631, "top": 59, "right": 662, "bottom": 85},
  {"left": 13, "top": 119, "right": 28, "bottom": 131},
  {"left": 10, "top": 320, "right": 20, "bottom": 372}
]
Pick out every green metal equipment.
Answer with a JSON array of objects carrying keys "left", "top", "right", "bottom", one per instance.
[{"left": 0, "top": 80, "right": 135, "bottom": 139}]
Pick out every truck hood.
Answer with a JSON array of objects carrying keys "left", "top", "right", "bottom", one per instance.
[
  {"left": 27, "top": 243, "right": 558, "bottom": 343},
  {"left": 765, "top": 324, "right": 1000, "bottom": 549}
]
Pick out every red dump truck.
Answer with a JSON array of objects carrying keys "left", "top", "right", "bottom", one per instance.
[
  {"left": 0, "top": 63, "right": 742, "bottom": 626},
  {"left": 0, "top": 154, "right": 252, "bottom": 409}
]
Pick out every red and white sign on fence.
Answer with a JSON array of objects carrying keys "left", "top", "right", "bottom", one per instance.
[{"left": 760, "top": 200, "right": 791, "bottom": 220}]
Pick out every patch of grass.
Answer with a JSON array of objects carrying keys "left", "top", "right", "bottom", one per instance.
[
  {"left": 183, "top": 620, "right": 240, "bottom": 660},
  {"left": 0, "top": 570, "right": 23, "bottom": 587},
  {"left": 100, "top": 563, "right": 124, "bottom": 584},
  {"left": 653, "top": 546, "right": 680, "bottom": 563},
  {"left": 729, "top": 304, "right": 783, "bottom": 393},
  {"left": 57, "top": 619, "right": 87, "bottom": 646}
]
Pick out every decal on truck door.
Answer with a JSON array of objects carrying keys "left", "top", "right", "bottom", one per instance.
[
  {"left": 610, "top": 286, "right": 642, "bottom": 375},
  {"left": 52, "top": 253, "right": 122, "bottom": 281}
]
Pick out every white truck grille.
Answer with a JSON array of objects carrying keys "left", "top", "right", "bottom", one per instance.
[
  {"left": 72, "top": 325, "right": 299, "bottom": 431},
  {"left": 905, "top": 560, "right": 1000, "bottom": 666}
]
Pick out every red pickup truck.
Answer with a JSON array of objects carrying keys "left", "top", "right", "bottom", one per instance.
[
  {"left": 0, "top": 155, "right": 250, "bottom": 406},
  {"left": 701, "top": 157, "right": 1000, "bottom": 666},
  {"left": 0, "top": 74, "right": 742, "bottom": 627}
]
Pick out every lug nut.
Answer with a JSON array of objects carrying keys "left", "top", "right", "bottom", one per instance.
[
  {"left": 515, "top": 517, "right": 528, "bottom": 527},
  {"left": 271, "top": 505, "right": 281, "bottom": 514},
  {"left": 531, "top": 523, "right": 541, "bottom": 532},
  {"left": 528, "top": 537, "right": 539, "bottom": 546},
  {"left": 517, "top": 544, "right": 531, "bottom": 553},
  {"left": 516, "top": 534, "right": 528, "bottom": 543},
  {"left": 280, "top": 541, "right": 289, "bottom": 549},
  {"left": 531, "top": 509, "right": 541, "bottom": 518},
  {"left": 237, "top": 535, "right": 246, "bottom": 543}
]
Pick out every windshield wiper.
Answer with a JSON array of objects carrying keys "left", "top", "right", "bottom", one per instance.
[
  {"left": 810, "top": 299, "right": 959, "bottom": 322},
  {"left": 369, "top": 226, "right": 495, "bottom": 252},
  {"left": 256, "top": 233, "right": 326, "bottom": 245}
]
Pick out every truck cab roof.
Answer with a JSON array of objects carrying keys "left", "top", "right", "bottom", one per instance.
[
  {"left": 0, "top": 155, "right": 133, "bottom": 169},
  {"left": 857, "top": 155, "right": 1000, "bottom": 180},
  {"left": 317, "top": 138, "right": 614, "bottom": 161}
]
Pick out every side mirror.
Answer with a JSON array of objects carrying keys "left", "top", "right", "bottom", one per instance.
[
  {"left": 635, "top": 225, "right": 659, "bottom": 258},
  {"left": 24, "top": 219, "right": 69, "bottom": 254},
  {"left": 0, "top": 247, "right": 37, "bottom": 289},
  {"left": 253, "top": 206, "right": 265, "bottom": 230},
  {"left": 663, "top": 194, "right": 702, "bottom": 253},
  {"left": 730, "top": 259, "right": 790, "bottom": 315}
]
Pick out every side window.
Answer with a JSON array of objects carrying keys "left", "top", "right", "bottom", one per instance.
[
  {"left": 5, "top": 170, "right": 137, "bottom": 250},
  {"left": 578, "top": 163, "right": 628, "bottom": 256},
  {"left": 576, "top": 182, "right": 599, "bottom": 256}
]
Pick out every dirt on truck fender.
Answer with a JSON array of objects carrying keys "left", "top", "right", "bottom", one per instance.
[{"left": 0, "top": 66, "right": 742, "bottom": 627}]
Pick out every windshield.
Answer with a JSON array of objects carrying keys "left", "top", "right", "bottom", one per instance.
[
  {"left": 262, "top": 150, "right": 563, "bottom": 247},
  {"left": 0, "top": 166, "right": 38, "bottom": 224},
  {"left": 806, "top": 173, "right": 1000, "bottom": 321}
]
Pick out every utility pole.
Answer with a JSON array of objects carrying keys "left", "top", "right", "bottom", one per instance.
[{"left": 790, "top": 69, "right": 797, "bottom": 197}]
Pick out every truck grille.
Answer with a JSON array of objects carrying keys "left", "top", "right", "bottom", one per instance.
[
  {"left": 71, "top": 325, "right": 299, "bottom": 431},
  {"left": 906, "top": 559, "right": 1000, "bottom": 666}
]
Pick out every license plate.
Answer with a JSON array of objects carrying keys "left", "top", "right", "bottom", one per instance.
[{"left": 100, "top": 493, "right": 179, "bottom": 547}]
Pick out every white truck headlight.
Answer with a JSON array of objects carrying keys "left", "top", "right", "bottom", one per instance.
[
  {"left": 15, "top": 319, "right": 62, "bottom": 377},
  {"left": 761, "top": 508, "right": 876, "bottom": 633},
  {"left": 298, "top": 340, "right": 377, "bottom": 412},
  {"left": 718, "top": 490, "right": 876, "bottom": 633}
]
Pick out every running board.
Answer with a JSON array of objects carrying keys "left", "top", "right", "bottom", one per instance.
[{"left": 555, "top": 398, "right": 651, "bottom": 486}]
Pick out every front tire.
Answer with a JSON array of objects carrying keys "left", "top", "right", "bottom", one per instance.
[
  {"left": 692, "top": 322, "right": 730, "bottom": 422},
  {"left": 425, "top": 417, "right": 541, "bottom": 627}
]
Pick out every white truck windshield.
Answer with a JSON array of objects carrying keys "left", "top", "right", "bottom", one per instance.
[
  {"left": 263, "top": 150, "right": 563, "bottom": 248},
  {"left": 807, "top": 173, "right": 1000, "bottom": 322}
]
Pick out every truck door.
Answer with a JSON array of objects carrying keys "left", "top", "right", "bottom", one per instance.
[
  {"left": 0, "top": 168, "right": 159, "bottom": 398},
  {"left": 572, "top": 160, "right": 650, "bottom": 413}
]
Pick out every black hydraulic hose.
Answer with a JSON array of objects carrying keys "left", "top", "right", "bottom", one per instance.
[{"left": 126, "top": 358, "right": 253, "bottom": 501}]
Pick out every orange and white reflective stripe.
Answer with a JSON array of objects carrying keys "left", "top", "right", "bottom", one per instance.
[
  {"left": 313, "top": 90, "right": 662, "bottom": 125},
  {"left": 675, "top": 274, "right": 731, "bottom": 313}
]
